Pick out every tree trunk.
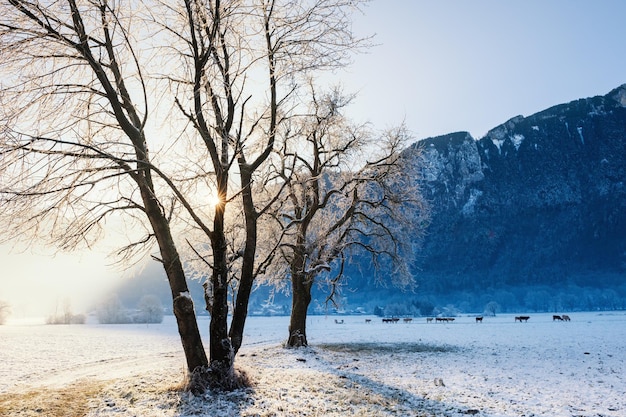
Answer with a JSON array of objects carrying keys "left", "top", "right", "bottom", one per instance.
[
  {"left": 286, "top": 217, "right": 314, "bottom": 347},
  {"left": 206, "top": 188, "right": 237, "bottom": 390},
  {"left": 287, "top": 268, "right": 313, "bottom": 347},
  {"left": 141, "top": 187, "right": 208, "bottom": 373},
  {"left": 229, "top": 167, "right": 256, "bottom": 354},
  {"left": 208, "top": 258, "right": 235, "bottom": 386}
]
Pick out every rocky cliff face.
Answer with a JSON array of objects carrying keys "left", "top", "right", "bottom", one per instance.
[{"left": 412, "top": 85, "right": 626, "bottom": 292}]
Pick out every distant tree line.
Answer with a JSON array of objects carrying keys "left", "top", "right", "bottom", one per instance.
[
  {"left": 366, "top": 284, "right": 626, "bottom": 317},
  {"left": 46, "top": 299, "right": 86, "bottom": 325}
]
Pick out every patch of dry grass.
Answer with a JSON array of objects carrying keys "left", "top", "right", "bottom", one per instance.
[{"left": 0, "top": 380, "right": 105, "bottom": 417}]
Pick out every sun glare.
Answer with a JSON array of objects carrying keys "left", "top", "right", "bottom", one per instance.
[{"left": 209, "top": 192, "right": 222, "bottom": 207}]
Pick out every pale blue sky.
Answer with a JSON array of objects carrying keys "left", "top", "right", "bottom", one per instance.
[{"left": 341, "top": 0, "right": 626, "bottom": 140}]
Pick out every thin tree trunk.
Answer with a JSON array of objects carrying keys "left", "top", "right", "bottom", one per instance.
[{"left": 229, "top": 167, "right": 256, "bottom": 354}]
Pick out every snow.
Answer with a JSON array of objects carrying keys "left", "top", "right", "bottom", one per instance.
[
  {"left": 490, "top": 133, "right": 524, "bottom": 153},
  {"left": 509, "top": 134, "right": 524, "bottom": 151},
  {"left": 491, "top": 138, "right": 504, "bottom": 154},
  {"left": 1, "top": 312, "right": 625, "bottom": 416},
  {"left": 577, "top": 126, "right": 585, "bottom": 144}
]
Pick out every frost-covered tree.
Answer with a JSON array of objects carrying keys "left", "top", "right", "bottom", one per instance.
[
  {"left": 46, "top": 298, "right": 86, "bottom": 324},
  {"left": 97, "top": 294, "right": 132, "bottom": 324},
  {"left": 0, "top": 0, "right": 367, "bottom": 390},
  {"left": 483, "top": 301, "right": 500, "bottom": 317},
  {"left": 263, "top": 88, "right": 429, "bottom": 347},
  {"left": 167, "top": 0, "right": 367, "bottom": 388},
  {"left": 136, "top": 294, "right": 164, "bottom": 323},
  {"left": 0, "top": 0, "right": 208, "bottom": 380}
]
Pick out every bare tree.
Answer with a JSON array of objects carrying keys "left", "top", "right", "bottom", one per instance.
[
  {"left": 46, "top": 298, "right": 86, "bottom": 324},
  {"left": 0, "top": 0, "right": 208, "bottom": 379},
  {"left": 0, "top": 0, "right": 367, "bottom": 389},
  {"left": 136, "top": 294, "right": 165, "bottom": 323},
  {"left": 97, "top": 294, "right": 132, "bottom": 325},
  {"left": 265, "top": 87, "right": 429, "bottom": 347},
  {"left": 164, "top": 0, "right": 368, "bottom": 386},
  {"left": 483, "top": 301, "right": 500, "bottom": 317}
]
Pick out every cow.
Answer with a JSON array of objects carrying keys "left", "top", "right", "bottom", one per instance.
[
  {"left": 475, "top": 317, "right": 483, "bottom": 323},
  {"left": 436, "top": 317, "right": 455, "bottom": 323},
  {"left": 553, "top": 315, "right": 564, "bottom": 321},
  {"left": 515, "top": 316, "right": 530, "bottom": 322},
  {"left": 426, "top": 317, "right": 434, "bottom": 323},
  {"left": 562, "top": 315, "right": 571, "bottom": 321}
]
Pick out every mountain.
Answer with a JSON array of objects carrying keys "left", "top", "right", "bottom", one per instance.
[
  {"left": 406, "top": 85, "right": 626, "bottom": 300},
  {"left": 112, "top": 86, "right": 626, "bottom": 315}
]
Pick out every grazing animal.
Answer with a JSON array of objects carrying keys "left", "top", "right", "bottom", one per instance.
[
  {"left": 334, "top": 319, "right": 344, "bottom": 324},
  {"left": 426, "top": 317, "right": 434, "bottom": 323},
  {"left": 562, "top": 315, "right": 571, "bottom": 321},
  {"left": 365, "top": 319, "right": 372, "bottom": 323},
  {"left": 436, "top": 317, "right": 455, "bottom": 323},
  {"left": 515, "top": 316, "right": 530, "bottom": 322},
  {"left": 553, "top": 315, "right": 564, "bottom": 321},
  {"left": 382, "top": 318, "right": 399, "bottom": 323},
  {"left": 475, "top": 317, "right": 483, "bottom": 323},
  {"left": 403, "top": 318, "right": 413, "bottom": 323}
]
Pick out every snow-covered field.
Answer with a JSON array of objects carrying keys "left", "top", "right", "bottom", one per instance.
[{"left": 1, "top": 311, "right": 625, "bottom": 416}]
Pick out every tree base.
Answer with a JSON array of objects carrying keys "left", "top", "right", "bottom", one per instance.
[
  {"left": 187, "top": 363, "right": 250, "bottom": 395},
  {"left": 286, "top": 329, "right": 307, "bottom": 348}
]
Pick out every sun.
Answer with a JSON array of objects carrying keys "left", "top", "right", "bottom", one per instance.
[{"left": 209, "top": 191, "right": 222, "bottom": 207}]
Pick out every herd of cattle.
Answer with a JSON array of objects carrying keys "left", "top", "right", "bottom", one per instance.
[{"left": 360, "top": 314, "right": 574, "bottom": 324}]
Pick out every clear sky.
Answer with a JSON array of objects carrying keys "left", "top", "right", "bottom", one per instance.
[
  {"left": 341, "top": 0, "right": 626, "bottom": 140},
  {"left": 2, "top": 0, "right": 626, "bottom": 319}
]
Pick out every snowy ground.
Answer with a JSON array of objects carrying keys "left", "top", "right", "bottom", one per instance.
[{"left": 1, "top": 311, "right": 625, "bottom": 416}]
